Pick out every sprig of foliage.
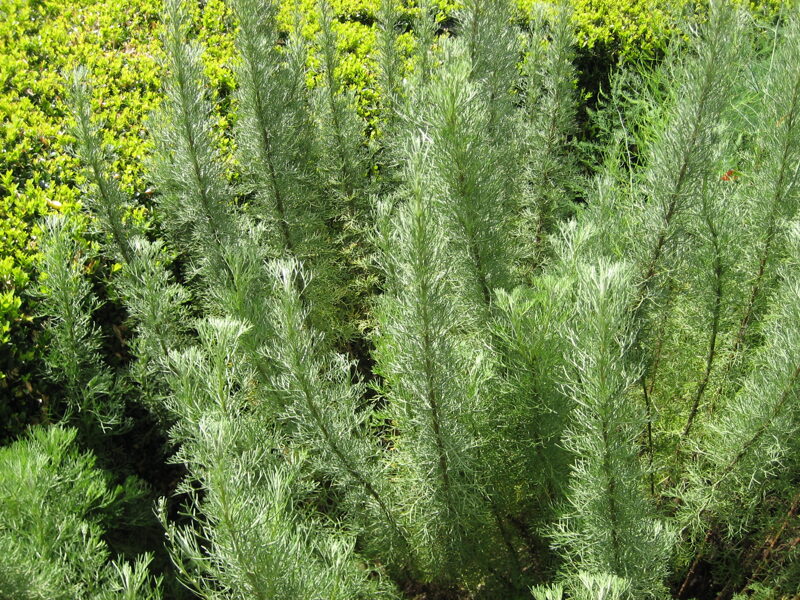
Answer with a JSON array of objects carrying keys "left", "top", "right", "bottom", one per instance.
[
  {"left": 37, "top": 215, "right": 123, "bottom": 432},
  {"left": 681, "top": 240, "right": 800, "bottom": 540},
  {"left": 374, "top": 137, "right": 494, "bottom": 582},
  {"left": 261, "top": 260, "right": 413, "bottom": 567},
  {"left": 147, "top": 0, "right": 237, "bottom": 282},
  {"left": 231, "top": 0, "right": 320, "bottom": 258},
  {"left": 68, "top": 68, "right": 190, "bottom": 408},
  {"left": 519, "top": 4, "right": 581, "bottom": 269},
  {"left": 553, "top": 260, "right": 670, "bottom": 597},
  {"left": 162, "top": 317, "right": 395, "bottom": 599},
  {"left": 414, "top": 40, "right": 517, "bottom": 316},
  {"left": 0, "top": 426, "right": 161, "bottom": 600}
]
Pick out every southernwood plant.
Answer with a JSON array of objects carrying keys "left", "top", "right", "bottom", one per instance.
[{"left": 18, "top": 0, "right": 800, "bottom": 598}]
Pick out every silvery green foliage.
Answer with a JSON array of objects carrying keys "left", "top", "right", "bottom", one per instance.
[
  {"left": 313, "top": 0, "right": 371, "bottom": 215},
  {"left": 553, "top": 261, "right": 670, "bottom": 598},
  {"left": 671, "top": 173, "right": 739, "bottom": 443},
  {"left": 375, "top": 0, "right": 404, "bottom": 133},
  {"left": 571, "top": 2, "right": 750, "bottom": 487},
  {"left": 0, "top": 426, "right": 161, "bottom": 600},
  {"left": 205, "top": 219, "right": 279, "bottom": 357},
  {"left": 37, "top": 216, "right": 123, "bottom": 432},
  {"left": 231, "top": 0, "right": 321, "bottom": 256},
  {"left": 116, "top": 237, "right": 190, "bottom": 375},
  {"left": 532, "top": 572, "right": 631, "bottom": 600},
  {"left": 260, "top": 260, "right": 412, "bottom": 567},
  {"left": 673, "top": 15, "right": 800, "bottom": 545},
  {"left": 489, "top": 277, "right": 573, "bottom": 522},
  {"left": 146, "top": 0, "right": 236, "bottom": 283},
  {"left": 54, "top": 0, "right": 800, "bottom": 595},
  {"left": 570, "top": 3, "right": 749, "bottom": 319},
  {"left": 393, "top": 0, "right": 520, "bottom": 320},
  {"left": 409, "top": 0, "right": 437, "bottom": 88},
  {"left": 519, "top": 5, "right": 580, "bottom": 267},
  {"left": 414, "top": 40, "right": 516, "bottom": 315},
  {"left": 720, "top": 12, "right": 800, "bottom": 383},
  {"left": 374, "top": 137, "right": 491, "bottom": 581},
  {"left": 149, "top": 0, "right": 280, "bottom": 354},
  {"left": 69, "top": 70, "right": 190, "bottom": 406},
  {"left": 467, "top": 22, "right": 579, "bottom": 523},
  {"left": 374, "top": 0, "right": 419, "bottom": 187},
  {"left": 627, "top": 5, "right": 747, "bottom": 302},
  {"left": 681, "top": 235, "right": 800, "bottom": 540},
  {"left": 68, "top": 67, "right": 136, "bottom": 265},
  {"left": 455, "top": 0, "right": 522, "bottom": 239},
  {"left": 230, "top": 0, "right": 352, "bottom": 338},
  {"left": 457, "top": 0, "right": 519, "bottom": 144},
  {"left": 611, "top": 6, "right": 753, "bottom": 459},
  {"left": 163, "top": 318, "right": 395, "bottom": 599}
]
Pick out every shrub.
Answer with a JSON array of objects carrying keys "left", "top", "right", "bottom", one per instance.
[
  {"left": 11, "top": 0, "right": 800, "bottom": 597},
  {"left": 5, "top": 0, "right": 793, "bottom": 442},
  {"left": 0, "top": 0, "right": 392, "bottom": 432}
]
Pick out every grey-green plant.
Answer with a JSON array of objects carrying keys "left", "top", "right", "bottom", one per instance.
[
  {"left": 375, "top": 0, "right": 405, "bottom": 137},
  {"left": 713, "top": 11, "right": 800, "bottom": 398},
  {"left": 413, "top": 39, "right": 517, "bottom": 317},
  {"left": 625, "top": 4, "right": 748, "bottom": 360},
  {"left": 0, "top": 426, "right": 161, "bottom": 600},
  {"left": 147, "top": 0, "right": 238, "bottom": 284},
  {"left": 36, "top": 215, "right": 123, "bottom": 433},
  {"left": 532, "top": 572, "right": 631, "bottom": 600},
  {"left": 162, "top": 317, "right": 397, "bottom": 599},
  {"left": 69, "top": 68, "right": 190, "bottom": 411},
  {"left": 313, "top": 0, "right": 371, "bottom": 217},
  {"left": 231, "top": 0, "right": 346, "bottom": 335},
  {"left": 231, "top": 0, "right": 318, "bottom": 258},
  {"left": 518, "top": 4, "right": 580, "bottom": 269},
  {"left": 488, "top": 276, "right": 572, "bottom": 529},
  {"left": 552, "top": 260, "right": 670, "bottom": 598},
  {"left": 458, "top": 0, "right": 518, "bottom": 145},
  {"left": 34, "top": 0, "right": 800, "bottom": 597},
  {"left": 147, "top": 0, "right": 284, "bottom": 369},
  {"left": 681, "top": 231, "right": 800, "bottom": 540},
  {"left": 260, "top": 259, "right": 413, "bottom": 570},
  {"left": 373, "top": 136, "right": 493, "bottom": 582}
]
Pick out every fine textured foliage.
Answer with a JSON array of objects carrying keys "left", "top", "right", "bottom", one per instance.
[
  {"left": 375, "top": 138, "right": 493, "bottom": 582},
  {"left": 553, "top": 260, "right": 670, "bottom": 597},
  {"left": 0, "top": 426, "right": 161, "bottom": 600},
  {"left": 13, "top": 0, "right": 800, "bottom": 598},
  {"left": 161, "top": 317, "right": 397, "bottom": 599},
  {"left": 37, "top": 215, "right": 123, "bottom": 433}
]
